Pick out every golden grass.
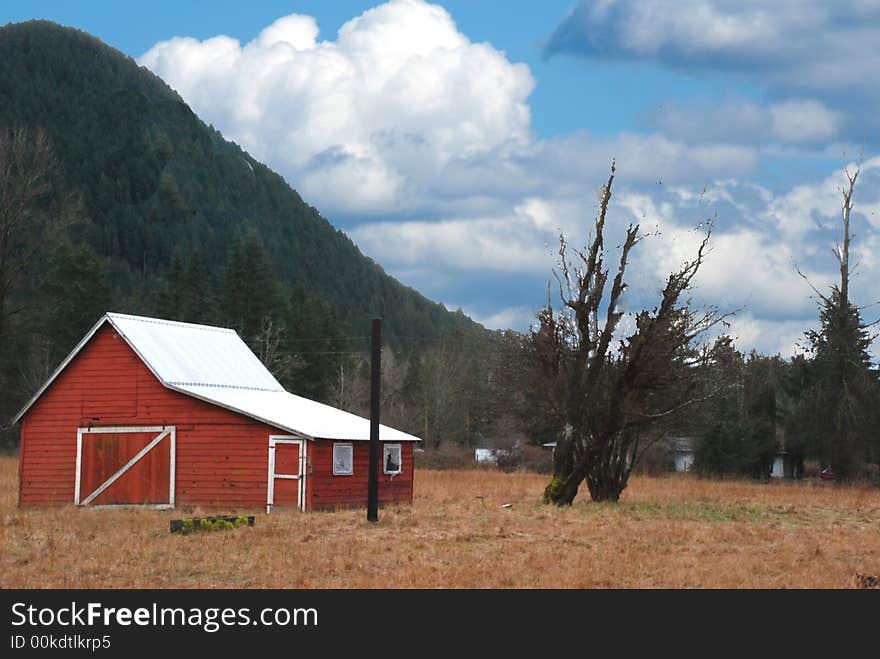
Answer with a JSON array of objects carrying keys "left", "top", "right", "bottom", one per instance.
[{"left": 2, "top": 455, "right": 879, "bottom": 588}]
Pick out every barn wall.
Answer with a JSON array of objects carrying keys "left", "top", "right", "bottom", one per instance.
[
  {"left": 19, "top": 324, "right": 417, "bottom": 510},
  {"left": 19, "top": 324, "right": 278, "bottom": 507},
  {"left": 308, "top": 441, "right": 414, "bottom": 510}
]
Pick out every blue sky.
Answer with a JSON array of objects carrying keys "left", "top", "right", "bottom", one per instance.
[
  {"left": 2, "top": 1, "right": 711, "bottom": 138},
  {"left": 4, "top": 1, "right": 880, "bottom": 358}
]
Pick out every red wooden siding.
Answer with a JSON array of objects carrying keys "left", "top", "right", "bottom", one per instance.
[
  {"left": 274, "top": 442, "right": 301, "bottom": 476},
  {"left": 19, "top": 323, "right": 416, "bottom": 510},
  {"left": 308, "top": 441, "right": 413, "bottom": 511},
  {"left": 273, "top": 479, "right": 300, "bottom": 509}
]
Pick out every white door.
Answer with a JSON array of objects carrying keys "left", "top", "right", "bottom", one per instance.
[{"left": 267, "top": 437, "right": 306, "bottom": 512}]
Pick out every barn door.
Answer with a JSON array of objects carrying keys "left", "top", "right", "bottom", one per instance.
[
  {"left": 76, "top": 426, "right": 176, "bottom": 507},
  {"left": 267, "top": 437, "right": 306, "bottom": 512}
]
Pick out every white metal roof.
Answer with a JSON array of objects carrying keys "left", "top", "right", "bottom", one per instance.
[
  {"left": 107, "top": 313, "right": 284, "bottom": 391},
  {"left": 177, "top": 385, "right": 420, "bottom": 442},
  {"left": 12, "top": 312, "right": 421, "bottom": 442}
]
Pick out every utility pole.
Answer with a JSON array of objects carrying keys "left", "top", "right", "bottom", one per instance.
[{"left": 367, "top": 317, "right": 382, "bottom": 522}]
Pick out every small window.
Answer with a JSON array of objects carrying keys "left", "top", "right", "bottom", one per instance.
[
  {"left": 384, "top": 444, "right": 402, "bottom": 475},
  {"left": 333, "top": 443, "right": 353, "bottom": 476}
]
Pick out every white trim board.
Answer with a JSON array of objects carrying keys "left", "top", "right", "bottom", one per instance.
[
  {"left": 384, "top": 443, "right": 402, "bottom": 475},
  {"left": 332, "top": 442, "right": 354, "bottom": 476},
  {"left": 75, "top": 426, "right": 176, "bottom": 507}
]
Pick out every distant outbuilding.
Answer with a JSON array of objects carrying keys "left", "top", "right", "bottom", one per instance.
[
  {"left": 14, "top": 313, "right": 420, "bottom": 511},
  {"left": 474, "top": 435, "right": 520, "bottom": 466},
  {"left": 670, "top": 437, "right": 697, "bottom": 473}
]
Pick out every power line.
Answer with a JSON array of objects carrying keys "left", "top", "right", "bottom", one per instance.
[
  {"left": 283, "top": 336, "right": 370, "bottom": 343},
  {"left": 288, "top": 350, "right": 369, "bottom": 356}
]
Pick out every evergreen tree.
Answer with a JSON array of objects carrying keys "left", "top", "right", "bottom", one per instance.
[
  {"left": 801, "top": 291, "right": 878, "bottom": 479},
  {"left": 157, "top": 251, "right": 186, "bottom": 318},
  {"left": 38, "top": 243, "right": 113, "bottom": 358},
  {"left": 282, "top": 284, "right": 347, "bottom": 403},
  {"left": 180, "top": 251, "right": 216, "bottom": 324},
  {"left": 158, "top": 250, "right": 217, "bottom": 324},
  {"left": 797, "top": 161, "right": 880, "bottom": 480},
  {"left": 222, "top": 230, "right": 280, "bottom": 341}
]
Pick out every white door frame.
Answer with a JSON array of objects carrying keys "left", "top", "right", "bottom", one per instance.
[
  {"left": 75, "top": 425, "right": 176, "bottom": 509},
  {"left": 267, "top": 436, "right": 307, "bottom": 513}
]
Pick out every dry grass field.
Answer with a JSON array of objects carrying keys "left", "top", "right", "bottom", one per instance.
[{"left": 2, "top": 455, "right": 879, "bottom": 588}]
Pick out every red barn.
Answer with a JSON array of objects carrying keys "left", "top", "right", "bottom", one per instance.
[{"left": 13, "top": 313, "right": 420, "bottom": 511}]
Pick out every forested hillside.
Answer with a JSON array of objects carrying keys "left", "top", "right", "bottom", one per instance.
[{"left": 0, "top": 20, "right": 513, "bottom": 447}]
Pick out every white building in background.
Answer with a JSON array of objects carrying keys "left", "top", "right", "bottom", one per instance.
[
  {"left": 475, "top": 447, "right": 499, "bottom": 465},
  {"left": 670, "top": 437, "right": 696, "bottom": 472},
  {"left": 771, "top": 452, "right": 788, "bottom": 478}
]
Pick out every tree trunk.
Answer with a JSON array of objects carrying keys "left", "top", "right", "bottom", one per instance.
[
  {"left": 544, "top": 432, "right": 632, "bottom": 504},
  {"left": 0, "top": 283, "right": 7, "bottom": 347},
  {"left": 545, "top": 456, "right": 629, "bottom": 504},
  {"left": 585, "top": 469, "right": 627, "bottom": 502},
  {"left": 543, "top": 434, "right": 585, "bottom": 505},
  {"left": 544, "top": 463, "right": 588, "bottom": 505}
]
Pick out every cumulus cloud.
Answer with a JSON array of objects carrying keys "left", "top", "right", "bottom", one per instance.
[
  {"left": 349, "top": 195, "right": 590, "bottom": 278},
  {"left": 353, "top": 160, "right": 880, "bottom": 357},
  {"left": 615, "top": 191, "right": 818, "bottom": 319},
  {"left": 140, "top": 0, "right": 762, "bottom": 220},
  {"left": 724, "top": 313, "right": 815, "bottom": 357},
  {"left": 763, "top": 155, "right": 880, "bottom": 242},
  {"left": 612, "top": 161, "right": 880, "bottom": 357},
  {"left": 140, "top": 0, "right": 535, "bottom": 217},
  {"left": 136, "top": 1, "right": 880, "bottom": 358}
]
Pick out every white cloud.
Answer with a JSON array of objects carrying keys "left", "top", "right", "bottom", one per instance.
[
  {"left": 350, "top": 198, "right": 562, "bottom": 273},
  {"left": 527, "top": 132, "right": 757, "bottom": 188},
  {"left": 351, "top": 158, "right": 880, "bottom": 360},
  {"left": 546, "top": 1, "right": 880, "bottom": 144},
  {"left": 546, "top": 1, "right": 880, "bottom": 93},
  {"left": 136, "top": 1, "right": 880, "bottom": 358},
  {"left": 461, "top": 305, "right": 538, "bottom": 331},
  {"left": 763, "top": 155, "right": 880, "bottom": 242},
  {"left": 769, "top": 100, "right": 840, "bottom": 143},
  {"left": 140, "top": 0, "right": 535, "bottom": 217},
  {"left": 140, "top": 0, "right": 765, "bottom": 221},
  {"left": 725, "top": 313, "right": 814, "bottom": 358},
  {"left": 614, "top": 190, "right": 817, "bottom": 319},
  {"left": 648, "top": 98, "right": 840, "bottom": 144}
]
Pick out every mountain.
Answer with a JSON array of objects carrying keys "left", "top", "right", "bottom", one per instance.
[
  {"left": 0, "top": 20, "right": 506, "bottom": 444},
  {"left": 0, "top": 20, "right": 480, "bottom": 345}
]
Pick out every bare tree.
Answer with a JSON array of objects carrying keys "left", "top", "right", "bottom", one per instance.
[
  {"left": 17, "top": 334, "right": 53, "bottom": 398},
  {"left": 253, "top": 315, "right": 301, "bottom": 382},
  {"left": 0, "top": 126, "right": 79, "bottom": 341},
  {"left": 534, "top": 163, "right": 729, "bottom": 504},
  {"left": 837, "top": 162, "right": 858, "bottom": 308}
]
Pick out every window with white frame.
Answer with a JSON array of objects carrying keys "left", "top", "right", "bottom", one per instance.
[
  {"left": 333, "top": 443, "right": 353, "bottom": 476},
  {"left": 384, "top": 444, "right": 402, "bottom": 475}
]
